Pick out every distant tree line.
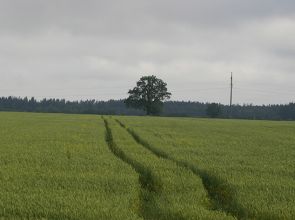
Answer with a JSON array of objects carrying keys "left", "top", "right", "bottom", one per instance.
[
  {"left": 0, "top": 96, "right": 294, "bottom": 120},
  {"left": 0, "top": 96, "right": 144, "bottom": 115}
]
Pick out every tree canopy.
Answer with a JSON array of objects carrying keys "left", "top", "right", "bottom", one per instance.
[
  {"left": 125, "top": 75, "right": 171, "bottom": 115},
  {"left": 206, "top": 103, "right": 222, "bottom": 118}
]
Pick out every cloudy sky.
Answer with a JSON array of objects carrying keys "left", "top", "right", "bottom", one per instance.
[{"left": 0, "top": 0, "right": 294, "bottom": 104}]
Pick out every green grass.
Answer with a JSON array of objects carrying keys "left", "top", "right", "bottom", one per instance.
[
  {"left": 104, "top": 118, "right": 232, "bottom": 219},
  {"left": 0, "top": 112, "right": 140, "bottom": 219},
  {"left": 117, "top": 116, "right": 295, "bottom": 219},
  {"left": 1, "top": 112, "right": 295, "bottom": 219}
]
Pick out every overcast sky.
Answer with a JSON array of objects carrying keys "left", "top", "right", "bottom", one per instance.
[{"left": 0, "top": 0, "right": 294, "bottom": 104}]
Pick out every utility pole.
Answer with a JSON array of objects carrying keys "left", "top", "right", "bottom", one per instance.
[{"left": 230, "top": 72, "right": 233, "bottom": 117}]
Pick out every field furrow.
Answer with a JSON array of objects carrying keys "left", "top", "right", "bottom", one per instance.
[
  {"left": 116, "top": 119, "right": 246, "bottom": 219},
  {"left": 107, "top": 118, "right": 233, "bottom": 219},
  {"left": 104, "top": 118, "right": 183, "bottom": 220},
  {"left": 2, "top": 112, "right": 294, "bottom": 219},
  {"left": 0, "top": 112, "right": 141, "bottom": 219},
  {"left": 117, "top": 116, "right": 295, "bottom": 219}
]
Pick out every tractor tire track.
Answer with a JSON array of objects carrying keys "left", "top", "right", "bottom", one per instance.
[
  {"left": 103, "top": 118, "right": 185, "bottom": 220},
  {"left": 115, "top": 119, "right": 249, "bottom": 220}
]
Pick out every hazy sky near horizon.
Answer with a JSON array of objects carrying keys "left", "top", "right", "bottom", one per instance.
[{"left": 0, "top": 0, "right": 294, "bottom": 104}]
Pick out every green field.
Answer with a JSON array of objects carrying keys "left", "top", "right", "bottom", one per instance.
[{"left": 0, "top": 112, "right": 294, "bottom": 219}]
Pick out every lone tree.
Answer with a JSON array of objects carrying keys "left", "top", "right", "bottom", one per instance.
[
  {"left": 206, "top": 103, "right": 222, "bottom": 118},
  {"left": 125, "top": 75, "right": 171, "bottom": 115}
]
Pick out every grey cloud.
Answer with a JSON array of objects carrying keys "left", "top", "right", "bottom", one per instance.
[
  {"left": 1, "top": 0, "right": 295, "bottom": 34},
  {"left": 0, "top": 0, "right": 294, "bottom": 104}
]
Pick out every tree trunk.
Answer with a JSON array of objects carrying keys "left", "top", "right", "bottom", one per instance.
[{"left": 146, "top": 101, "right": 152, "bottom": 115}]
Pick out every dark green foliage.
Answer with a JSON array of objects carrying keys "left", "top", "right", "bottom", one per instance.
[
  {"left": 206, "top": 103, "right": 222, "bottom": 118},
  {"left": 279, "top": 103, "right": 295, "bottom": 120},
  {"left": 125, "top": 76, "right": 171, "bottom": 115},
  {"left": 0, "top": 96, "right": 144, "bottom": 115},
  {"left": 0, "top": 96, "right": 294, "bottom": 120}
]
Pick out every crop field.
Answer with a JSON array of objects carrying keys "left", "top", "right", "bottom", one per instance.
[
  {"left": 0, "top": 112, "right": 295, "bottom": 219},
  {"left": 0, "top": 112, "right": 140, "bottom": 219}
]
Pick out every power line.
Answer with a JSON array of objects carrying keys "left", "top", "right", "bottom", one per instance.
[
  {"left": 230, "top": 72, "right": 233, "bottom": 107},
  {"left": 230, "top": 72, "right": 233, "bottom": 117},
  {"left": 235, "top": 87, "right": 295, "bottom": 95}
]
